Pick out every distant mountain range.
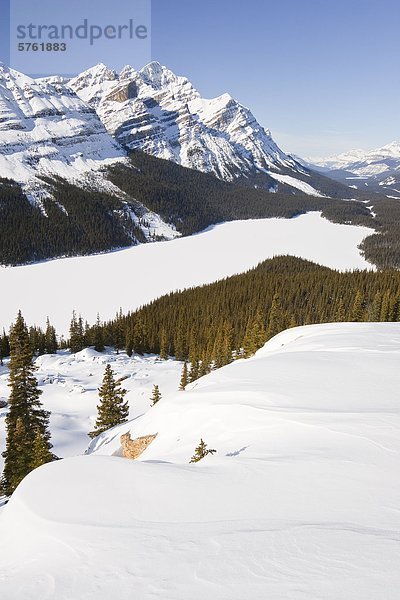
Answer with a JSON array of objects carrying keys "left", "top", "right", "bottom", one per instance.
[{"left": 304, "top": 142, "right": 400, "bottom": 198}]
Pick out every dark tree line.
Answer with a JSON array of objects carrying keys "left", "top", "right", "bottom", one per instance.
[{"left": 0, "top": 318, "right": 58, "bottom": 360}]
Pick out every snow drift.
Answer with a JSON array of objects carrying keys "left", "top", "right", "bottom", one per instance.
[{"left": 0, "top": 322, "right": 399, "bottom": 599}]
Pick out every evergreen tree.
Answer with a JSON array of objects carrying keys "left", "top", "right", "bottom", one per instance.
[
  {"left": 125, "top": 328, "right": 134, "bottom": 357},
  {"left": 87, "top": 256, "right": 400, "bottom": 365},
  {"left": 198, "top": 355, "right": 211, "bottom": 377},
  {"left": 1, "top": 312, "right": 52, "bottom": 496},
  {"left": 113, "top": 309, "right": 125, "bottom": 354},
  {"left": 221, "top": 322, "right": 234, "bottom": 366},
  {"left": 242, "top": 309, "right": 266, "bottom": 358},
  {"left": 370, "top": 292, "right": 382, "bottom": 321},
  {"left": 335, "top": 297, "right": 346, "bottom": 322},
  {"left": 160, "top": 328, "right": 168, "bottom": 360},
  {"left": 0, "top": 329, "right": 10, "bottom": 365},
  {"left": 150, "top": 384, "right": 162, "bottom": 406},
  {"left": 266, "top": 293, "right": 284, "bottom": 339},
  {"left": 69, "top": 311, "right": 85, "bottom": 353},
  {"left": 179, "top": 361, "right": 189, "bottom": 390},
  {"left": 31, "top": 430, "right": 53, "bottom": 470},
  {"left": 350, "top": 290, "right": 364, "bottom": 322},
  {"left": 89, "top": 364, "right": 129, "bottom": 438},
  {"left": 29, "top": 325, "right": 45, "bottom": 356},
  {"left": 380, "top": 290, "right": 391, "bottom": 321},
  {"left": 132, "top": 318, "right": 146, "bottom": 355},
  {"left": 189, "top": 439, "right": 216, "bottom": 463},
  {"left": 212, "top": 327, "right": 225, "bottom": 369},
  {"left": 84, "top": 321, "right": 91, "bottom": 347},
  {"left": 188, "top": 360, "right": 200, "bottom": 383},
  {"left": 45, "top": 317, "right": 57, "bottom": 354},
  {"left": 94, "top": 314, "right": 105, "bottom": 353},
  {"left": 174, "top": 322, "right": 186, "bottom": 361}
]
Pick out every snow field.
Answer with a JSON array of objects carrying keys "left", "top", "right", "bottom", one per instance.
[{"left": 0, "top": 323, "right": 399, "bottom": 599}]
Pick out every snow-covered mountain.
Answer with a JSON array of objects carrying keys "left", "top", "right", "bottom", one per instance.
[
  {"left": 0, "top": 62, "right": 179, "bottom": 255},
  {"left": 307, "top": 142, "right": 400, "bottom": 197},
  {"left": 68, "top": 61, "right": 305, "bottom": 184},
  {"left": 0, "top": 60, "right": 356, "bottom": 205},
  {"left": 1, "top": 322, "right": 399, "bottom": 598},
  {"left": 0, "top": 60, "right": 367, "bottom": 266},
  {"left": 0, "top": 62, "right": 127, "bottom": 196}
]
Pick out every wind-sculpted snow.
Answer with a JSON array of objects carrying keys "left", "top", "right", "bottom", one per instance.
[{"left": 0, "top": 323, "right": 399, "bottom": 599}]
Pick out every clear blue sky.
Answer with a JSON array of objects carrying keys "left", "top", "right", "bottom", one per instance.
[{"left": 1, "top": 0, "right": 399, "bottom": 157}]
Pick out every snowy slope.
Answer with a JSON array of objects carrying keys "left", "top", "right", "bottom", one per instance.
[
  {"left": 0, "top": 349, "right": 183, "bottom": 472},
  {"left": 0, "top": 322, "right": 399, "bottom": 599},
  {"left": 0, "top": 62, "right": 127, "bottom": 199},
  {"left": 68, "top": 62, "right": 319, "bottom": 192},
  {"left": 0, "top": 212, "right": 373, "bottom": 335}
]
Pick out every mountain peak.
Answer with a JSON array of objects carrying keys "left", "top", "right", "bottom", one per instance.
[
  {"left": 119, "top": 65, "right": 138, "bottom": 80},
  {"left": 68, "top": 61, "right": 301, "bottom": 186},
  {"left": 76, "top": 63, "right": 117, "bottom": 82},
  {"left": 139, "top": 61, "right": 172, "bottom": 87},
  {"left": 381, "top": 141, "right": 400, "bottom": 155}
]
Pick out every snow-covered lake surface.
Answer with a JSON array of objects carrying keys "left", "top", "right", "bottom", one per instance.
[
  {"left": 0, "top": 323, "right": 399, "bottom": 599},
  {"left": 0, "top": 212, "right": 373, "bottom": 334}
]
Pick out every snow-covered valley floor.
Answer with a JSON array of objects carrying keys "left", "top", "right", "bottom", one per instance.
[
  {"left": 0, "top": 212, "right": 373, "bottom": 335},
  {"left": 0, "top": 323, "right": 399, "bottom": 599}
]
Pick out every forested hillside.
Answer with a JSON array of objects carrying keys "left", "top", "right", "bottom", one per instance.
[
  {"left": 0, "top": 177, "right": 146, "bottom": 266},
  {"left": 93, "top": 256, "right": 400, "bottom": 371},
  {"left": 109, "top": 151, "right": 374, "bottom": 236},
  {"left": 3, "top": 149, "right": 400, "bottom": 268}
]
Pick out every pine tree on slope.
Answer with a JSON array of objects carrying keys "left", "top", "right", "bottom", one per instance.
[
  {"left": 189, "top": 439, "right": 216, "bottom": 463},
  {"left": 94, "top": 314, "right": 105, "bottom": 353},
  {"left": 1, "top": 312, "right": 53, "bottom": 496},
  {"left": 69, "top": 310, "right": 85, "bottom": 354},
  {"left": 160, "top": 328, "right": 168, "bottom": 360},
  {"left": 150, "top": 384, "right": 162, "bottom": 406},
  {"left": 45, "top": 317, "right": 58, "bottom": 354},
  {"left": 89, "top": 364, "right": 129, "bottom": 438},
  {"left": 179, "top": 362, "right": 189, "bottom": 390},
  {"left": 242, "top": 309, "right": 266, "bottom": 358}
]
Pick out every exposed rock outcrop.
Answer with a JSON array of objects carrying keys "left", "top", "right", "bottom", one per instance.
[{"left": 120, "top": 432, "right": 157, "bottom": 459}]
